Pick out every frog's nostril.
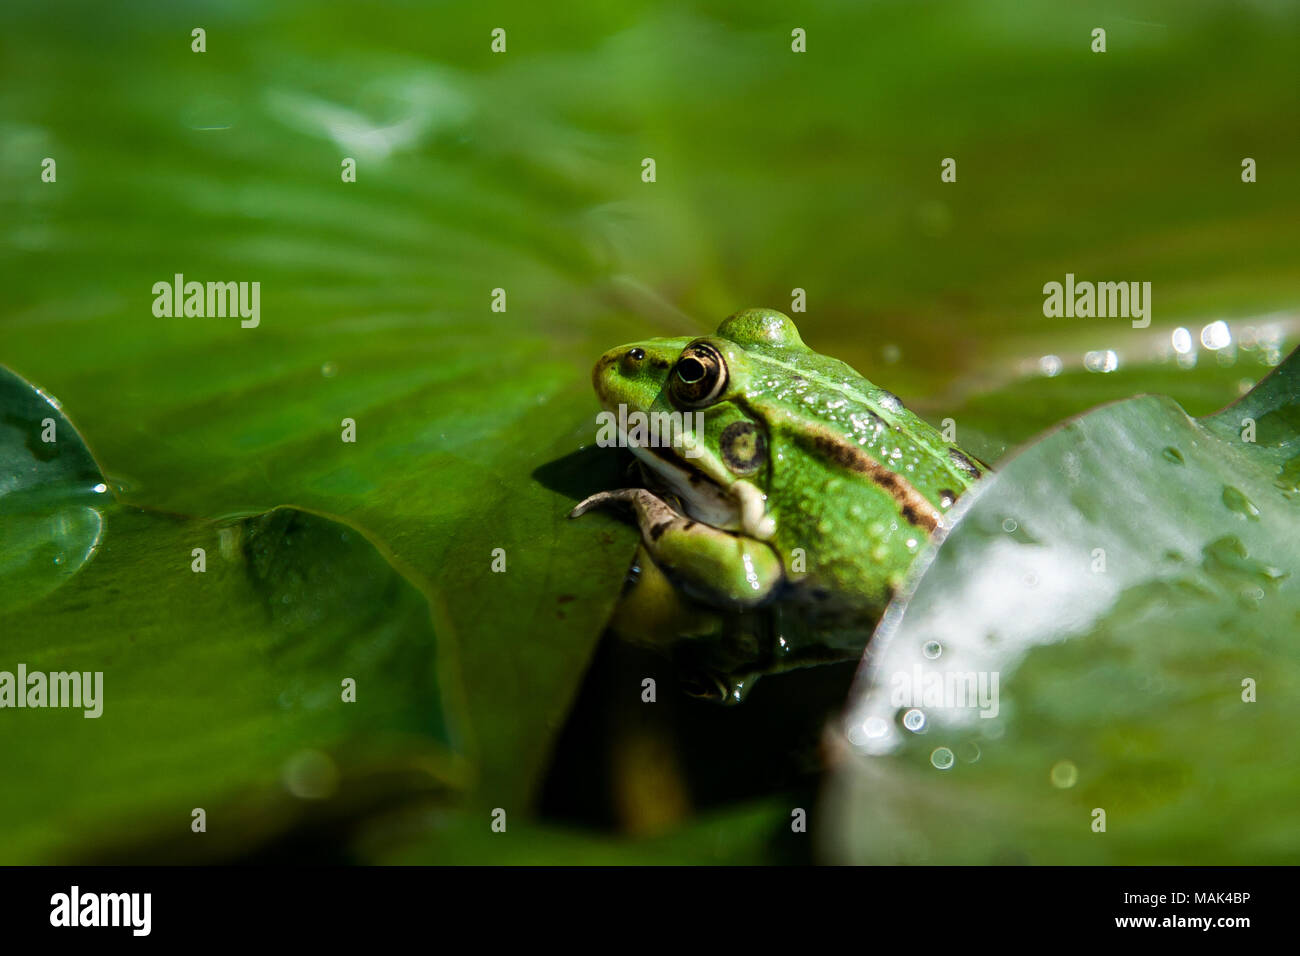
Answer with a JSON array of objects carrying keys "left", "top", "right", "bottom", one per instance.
[{"left": 628, "top": 347, "right": 646, "bottom": 361}]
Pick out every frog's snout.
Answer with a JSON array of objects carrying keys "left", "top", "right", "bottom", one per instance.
[
  {"left": 592, "top": 347, "right": 618, "bottom": 383},
  {"left": 592, "top": 345, "right": 646, "bottom": 398},
  {"left": 591, "top": 348, "right": 619, "bottom": 400},
  {"left": 594, "top": 345, "right": 644, "bottom": 373}
]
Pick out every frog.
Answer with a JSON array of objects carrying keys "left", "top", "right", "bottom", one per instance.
[{"left": 570, "top": 308, "right": 986, "bottom": 704}]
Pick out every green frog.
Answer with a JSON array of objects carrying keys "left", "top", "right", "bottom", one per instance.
[{"left": 571, "top": 308, "right": 985, "bottom": 703}]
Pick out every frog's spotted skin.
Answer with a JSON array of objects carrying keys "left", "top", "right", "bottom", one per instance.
[{"left": 572, "top": 308, "right": 985, "bottom": 702}]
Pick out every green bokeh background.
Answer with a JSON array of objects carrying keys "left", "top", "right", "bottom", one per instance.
[{"left": 1, "top": 0, "right": 1297, "bottom": 862}]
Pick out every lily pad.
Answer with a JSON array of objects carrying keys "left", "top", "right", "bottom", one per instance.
[
  {"left": 826, "top": 347, "right": 1300, "bottom": 864},
  {"left": 0, "top": 366, "right": 464, "bottom": 863}
]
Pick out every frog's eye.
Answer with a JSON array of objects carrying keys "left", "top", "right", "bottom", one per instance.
[{"left": 671, "top": 342, "right": 728, "bottom": 407}]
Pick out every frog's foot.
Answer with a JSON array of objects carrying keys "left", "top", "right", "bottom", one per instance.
[
  {"left": 569, "top": 487, "right": 783, "bottom": 608},
  {"left": 569, "top": 488, "right": 648, "bottom": 520}
]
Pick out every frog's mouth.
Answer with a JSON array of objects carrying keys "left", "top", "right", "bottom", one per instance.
[{"left": 624, "top": 436, "right": 775, "bottom": 541}]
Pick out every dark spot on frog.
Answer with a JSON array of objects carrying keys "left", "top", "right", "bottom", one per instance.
[
  {"left": 628, "top": 347, "right": 645, "bottom": 361},
  {"left": 557, "top": 594, "right": 575, "bottom": 604},
  {"left": 900, "top": 503, "right": 933, "bottom": 527}
]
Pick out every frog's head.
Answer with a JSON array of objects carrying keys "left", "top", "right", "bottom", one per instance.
[{"left": 591, "top": 309, "right": 808, "bottom": 540}]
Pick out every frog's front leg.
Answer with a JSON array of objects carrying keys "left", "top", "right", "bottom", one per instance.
[{"left": 569, "top": 488, "right": 782, "bottom": 608}]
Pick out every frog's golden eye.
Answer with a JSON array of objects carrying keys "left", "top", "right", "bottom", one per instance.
[{"left": 671, "top": 342, "right": 728, "bottom": 407}]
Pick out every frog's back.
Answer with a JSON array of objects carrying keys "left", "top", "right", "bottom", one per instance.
[
  {"left": 722, "top": 328, "right": 982, "bottom": 512},
  {"left": 717, "top": 310, "right": 983, "bottom": 612}
]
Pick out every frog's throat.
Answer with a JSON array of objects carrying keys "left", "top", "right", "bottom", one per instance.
[
  {"left": 626, "top": 441, "right": 775, "bottom": 541},
  {"left": 731, "top": 479, "right": 776, "bottom": 540}
]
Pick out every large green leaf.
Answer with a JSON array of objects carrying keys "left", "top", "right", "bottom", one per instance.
[
  {"left": 0, "top": 366, "right": 465, "bottom": 863},
  {"left": 2, "top": 0, "right": 1299, "bottom": 859},
  {"left": 825, "top": 347, "right": 1300, "bottom": 864},
  {"left": 0, "top": 2, "right": 646, "bottom": 806}
]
